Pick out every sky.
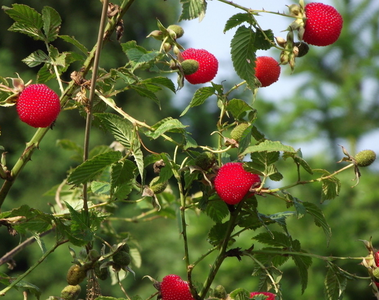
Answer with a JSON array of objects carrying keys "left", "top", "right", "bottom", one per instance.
[{"left": 176, "top": 0, "right": 379, "bottom": 158}]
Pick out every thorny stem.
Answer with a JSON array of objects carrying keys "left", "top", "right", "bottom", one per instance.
[
  {"left": 82, "top": 0, "right": 109, "bottom": 214},
  {"left": 261, "top": 163, "right": 355, "bottom": 194},
  {"left": 199, "top": 201, "right": 244, "bottom": 298},
  {"left": 0, "top": 0, "right": 135, "bottom": 210},
  {"left": 0, "top": 240, "right": 68, "bottom": 297}
]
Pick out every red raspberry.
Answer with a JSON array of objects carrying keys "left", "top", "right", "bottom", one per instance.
[
  {"left": 214, "top": 162, "right": 261, "bottom": 205},
  {"left": 375, "top": 250, "right": 379, "bottom": 267},
  {"left": 250, "top": 291, "right": 276, "bottom": 300},
  {"left": 181, "top": 48, "right": 218, "bottom": 84},
  {"left": 160, "top": 275, "right": 195, "bottom": 300},
  {"left": 254, "top": 56, "right": 281, "bottom": 88},
  {"left": 302, "top": 2, "right": 343, "bottom": 46},
  {"left": 16, "top": 84, "right": 61, "bottom": 128}
]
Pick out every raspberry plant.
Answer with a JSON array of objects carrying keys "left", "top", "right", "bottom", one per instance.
[{"left": 0, "top": 1, "right": 377, "bottom": 300}]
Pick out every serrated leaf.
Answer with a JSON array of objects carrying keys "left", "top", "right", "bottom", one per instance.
[
  {"left": 91, "top": 181, "right": 111, "bottom": 195},
  {"left": 303, "top": 202, "right": 332, "bottom": 245},
  {"left": 292, "top": 253, "right": 312, "bottom": 293},
  {"left": 65, "top": 203, "right": 93, "bottom": 246},
  {"left": 3, "top": 4, "right": 44, "bottom": 40},
  {"left": 42, "top": 6, "right": 61, "bottom": 42},
  {"left": 143, "top": 76, "right": 176, "bottom": 93},
  {"left": 59, "top": 35, "right": 88, "bottom": 54},
  {"left": 224, "top": 13, "right": 256, "bottom": 33},
  {"left": 231, "top": 26, "right": 257, "bottom": 90},
  {"left": 324, "top": 263, "right": 348, "bottom": 300},
  {"left": 22, "top": 50, "right": 50, "bottom": 67},
  {"left": 241, "top": 140, "right": 295, "bottom": 156},
  {"left": 180, "top": 87, "right": 215, "bottom": 116},
  {"left": 205, "top": 200, "right": 229, "bottom": 223},
  {"left": 229, "top": 288, "right": 250, "bottom": 300},
  {"left": 321, "top": 176, "right": 341, "bottom": 203},
  {"left": 253, "top": 231, "right": 291, "bottom": 248},
  {"left": 14, "top": 280, "right": 41, "bottom": 300},
  {"left": 146, "top": 118, "right": 187, "bottom": 139},
  {"left": 226, "top": 98, "right": 254, "bottom": 120},
  {"left": 179, "top": 0, "right": 207, "bottom": 21},
  {"left": 131, "top": 85, "right": 160, "bottom": 107},
  {"left": 95, "top": 113, "right": 134, "bottom": 148},
  {"left": 254, "top": 29, "right": 275, "bottom": 50},
  {"left": 208, "top": 222, "right": 229, "bottom": 246},
  {"left": 121, "top": 41, "right": 161, "bottom": 71},
  {"left": 245, "top": 152, "right": 280, "bottom": 178},
  {"left": 67, "top": 151, "right": 122, "bottom": 185}
]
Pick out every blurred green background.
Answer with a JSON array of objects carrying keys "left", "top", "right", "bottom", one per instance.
[{"left": 0, "top": 0, "right": 378, "bottom": 299}]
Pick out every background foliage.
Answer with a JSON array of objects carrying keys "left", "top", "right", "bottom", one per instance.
[{"left": 0, "top": 0, "right": 378, "bottom": 300}]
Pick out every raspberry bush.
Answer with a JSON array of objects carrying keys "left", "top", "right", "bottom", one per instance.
[{"left": 0, "top": 1, "right": 378, "bottom": 300}]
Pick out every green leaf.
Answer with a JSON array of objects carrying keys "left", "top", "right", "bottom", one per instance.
[
  {"left": 241, "top": 140, "right": 296, "bottom": 156},
  {"left": 59, "top": 35, "right": 89, "bottom": 54},
  {"left": 95, "top": 113, "right": 134, "bottom": 148},
  {"left": 224, "top": 13, "right": 256, "bottom": 33},
  {"left": 42, "top": 6, "right": 61, "bottom": 42},
  {"left": 292, "top": 253, "right": 312, "bottom": 293},
  {"left": 146, "top": 117, "right": 187, "bottom": 139},
  {"left": 253, "top": 231, "right": 291, "bottom": 248},
  {"left": 3, "top": 4, "right": 44, "bottom": 40},
  {"left": 180, "top": 87, "right": 215, "bottom": 116},
  {"left": 65, "top": 203, "right": 94, "bottom": 246},
  {"left": 254, "top": 29, "right": 275, "bottom": 50},
  {"left": 230, "top": 26, "right": 257, "bottom": 90},
  {"left": 179, "top": 0, "right": 207, "bottom": 21},
  {"left": 208, "top": 222, "right": 229, "bottom": 246},
  {"left": 283, "top": 149, "right": 313, "bottom": 175},
  {"left": 142, "top": 76, "right": 176, "bottom": 93},
  {"left": 229, "top": 288, "right": 250, "bottom": 300},
  {"left": 131, "top": 85, "right": 160, "bottom": 107},
  {"left": 67, "top": 151, "right": 122, "bottom": 185},
  {"left": 303, "top": 202, "right": 332, "bottom": 245},
  {"left": 91, "top": 181, "right": 111, "bottom": 195},
  {"left": 22, "top": 50, "right": 50, "bottom": 67},
  {"left": 121, "top": 41, "right": 161, "bottom": 71},
  {"left": 205, "top": 200, "right": 229, "bottom": 223},
  {"left": 226, "top": 98, "right": 254, "bottom": 120},
  {"left": 324, "top": 263, "right": 349, "bottom": 300},
  {"left": 14, "top": 280, "right": 41, "bottom": 300},
  {"left": 245, "top": 152, "right": 281, "bottom": 180}
]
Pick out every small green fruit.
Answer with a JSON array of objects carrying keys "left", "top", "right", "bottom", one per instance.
[
  {"left": 181, "top": 59, "right": 199, "bottom": 75},
  {"left": 213, "top": 285, "right": 227, "bottom": 299},
  {"left": 94, "top": 261, "right": 109, "bottom": 280},
  {"left": 194, "top": 152, "right": 216, "bottom": 170},
  {"left": 355, "top": 150, "right": 376, "bottom": 167},
  {"left": 61, "top": 285, "right": 81, "bottom": 300},
  {"left": 230, "top": 123, "right": 250, "bottom": 141},
  {"left": 149, "top": 176, "right": 168, "bottom": 194},
  {"left": 167, "top": 25, "right": 184, "bottom": 39},
  {"left": 113, "top": 251, "right": 132, "bottom": 267},
  {"left": 66, "top": 265, "right": 86, "bottom": 285}
]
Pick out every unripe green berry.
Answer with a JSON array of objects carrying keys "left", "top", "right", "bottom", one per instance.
[
  {"left": 230, "top": 123, "right": 250, "bottom": 141},
  {"left": 146, "top": 30, "right": 163, "bottom": 40},
  {"left": 94, "top": 261, "right": 108, "bottom": 280},
  {"left": 61, "top": 285, "right": 81, "bottom": 300},
  {"left": 373, "top": 267, "right": 379, "bottom": 280},
  {"left": 355, "top": 150, "right": 376, "bottom": 167},
  {"left": 149, "top": 176, "right": 168, "bottom": 194},
  {"left": 66, "top": 265, "right": 86, "bottom": 285},
  {"left": 213, "top": 285, "right": 227, "bottom": 299},
  {"left": 163, "top": 42, "right": 172, "bottom": 52},
  {"left": 194, "top": 152, "right": 216, "bottom": 170},
  {"left": 113, "top": 251, "right": 132, "bottom": 267},
  {"left": 181, "top": 59, "right": 199, "bottom": 75},
  {"left": 167, "top": 25, "right": 184, "bottom": 39}
]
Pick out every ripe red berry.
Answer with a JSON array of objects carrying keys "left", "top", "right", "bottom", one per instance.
[
  {"left": 302, "top": 2, "right": 343, "bottom": 46},
  {"left": 254, "top": 56, "right": 281, "bottom": 88},
  {"left": 160, "top": 275, "right": 195, "bottom": 300},
  {"left": 16, "top": 84, "right": 61, "bottom": 128},
  {"left": 181, "top": 48, "right": 218, "bottom": 84},
  {"left": 214, "top": 162, "right": 261, "bottom": 205},
  {"left": 375, "top": 251, "right": 379, "bottom": 267},
  {"left": 250, "top": 291, "right": 276, "bottom": 300}
]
